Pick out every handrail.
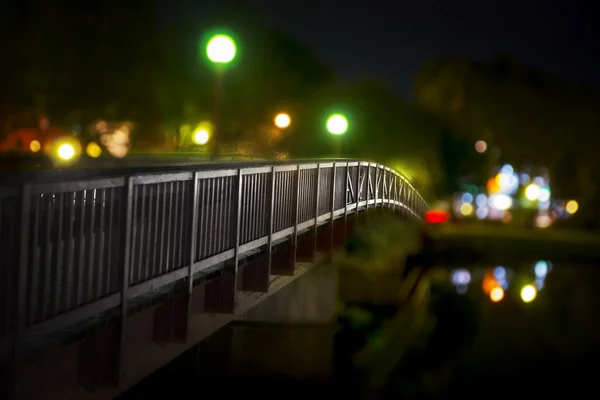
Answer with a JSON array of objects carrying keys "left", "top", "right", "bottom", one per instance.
[{"left": 0, "top": 159, "right": 427, "bottom": 362}]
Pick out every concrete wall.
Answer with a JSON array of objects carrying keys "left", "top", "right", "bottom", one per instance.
[
  {"left": 195, "top": 263, "right": 339, "bottom": 381},
  {"left": 237, "top": 262, "right": 338, "bottom": 324}
]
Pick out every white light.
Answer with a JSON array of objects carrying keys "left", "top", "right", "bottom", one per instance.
[
  {"left": 193, "top": 129, "right": 210, "bottom": 145},
  {"left": 476, "top": 206, "right": 489, "bottom": 220},
  {"left": 476, "top": 194, "right": 487, "bottom": 207},
  {"left": 57, "top": 144, "right": 75, "bottom": 160},
  {"left": 489, "top": 194, "right": 512, "bottom": 211},
  {"left": 539, "top": 187, "right": 551, "bottom": 202},
  {"left": 500, "top": 164, "right": 514, "bottom": 175},
  {"left": 534, "top": 261, "right": 548, "bottom": 277},
  {"left": 451, "top": 269, "right": 471, "bottom": 285}
]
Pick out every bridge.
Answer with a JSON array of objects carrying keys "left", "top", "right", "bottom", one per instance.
[{"left": 0, "top": 159, "right": 427, "bottom": 399}]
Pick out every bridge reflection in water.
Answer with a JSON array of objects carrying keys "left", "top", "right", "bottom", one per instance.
[{"left": 117, "top": 260, "right": 600, "bottom": 398}]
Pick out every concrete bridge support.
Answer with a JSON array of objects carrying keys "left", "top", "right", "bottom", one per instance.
[{"left": 193, "top": 261, "right": 339, "bottom": 382}]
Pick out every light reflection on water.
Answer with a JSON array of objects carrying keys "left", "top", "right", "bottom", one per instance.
[{"left": 436, "top": 261, "right": 600, "bottom": 393}]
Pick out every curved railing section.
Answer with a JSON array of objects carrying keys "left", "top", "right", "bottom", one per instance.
[{"left": 0, "top": 160, "right": 427, "bottom": 361}]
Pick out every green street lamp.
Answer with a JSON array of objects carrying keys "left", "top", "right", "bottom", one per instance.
[
  {"left": 205, "top": 33, "right": 237, "bottom": 159},
  {"left": 206, "top": 34, "right": 237, "bottom": 64},
  {"left": 326, "top": 113, "right": 349, "bottom": 157}
]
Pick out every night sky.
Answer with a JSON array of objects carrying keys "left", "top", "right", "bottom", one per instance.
[{"left": 161, "top": 0, "right": 599, "bottom": 99}]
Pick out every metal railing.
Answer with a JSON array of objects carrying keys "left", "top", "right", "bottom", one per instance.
[{"left": 0, "top": 159, "right": 427, "bottom": 361}]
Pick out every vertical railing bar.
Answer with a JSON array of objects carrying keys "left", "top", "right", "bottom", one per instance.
[
  {"left": 159, "top": 183, "right": 168, "bottom": 274},
  {"left": 78, "top": 191, "right": 88, "bottom": 306},
  {"left": 366, "top": 163, "right": 371, "bottom": 211},
  {"left": 344, "top": 163, "right": 349, "bottom": 218},
  {"left": 216, "top": 178, "right": 223, "bottom": 253},
  {"left": 105, "top": 189, "right": 114, "bottom": 294},
  {"left": 188, "top": 172, "right": 199, "bottom": 298},
  {"left": 354, "top": 164, "right": 360, "bottom": 213},
  {"left": 144, "top": 185, "right": 153, "bottom": 280},
  {"left": 86, "top": 189, "right": 96, "bottom": 303},
  {"left": 54, "top": 193, "right": 65, "bottom": 316},
  {"left": 177, "top": 181, "right": 186, "bottom": 268},
  {"left": 14, "top": 183, "right": 31, "bottom": 364},
  {"left": 166, "top": 182, "right": 175, "bottom": 272},
  {"left": 224, "top": 176, "right": 232, "bottom": 251},
  {"left": 207, "top": 178, "right": 216, "bottom": 256},
  {"left": 171, "top": 181, "right": 180, "bottom": 271},
  {"left": 137, "top": 185, "right": 146, "bottom": 283},
  {"left": 42, "top": 195, "right": 53, "bottom": 319},
  {"left": 117, "top": 176, "right": 134, "bottom": 383},
  {"left": 374, "top": 165, "right": 378, "bottom": 208},
  {"left": 215, "top": 177, "right": 224, "bottom": 254},
  {"left": 198, "top": 180, "right": 206, "bottom": 260},
  {"left": 30, "top": 196, "right": 40, "bottom": 325},
  {"left": 292, "top": 165, "right": 301, "bottom": 262},
  {"left": 151, "top": 185, "right": 160, "bottom": 277},
  {"left": 313, "top": 164, "right": 321, "bottom": 257},
  {"left": 96, "top": 190, "right": 105, "bottom": 300},
  {"left": 267, "top": 166, "right": 275, "bottom": 277},
  {"left": 240, "top": 176, "right": 247, "bottom": 245},
  {"left": 329, "top": 164, "right": 337, "bottom": 247},
  {"left": 233, "top": 168, "right": 243, "bottom": 279}
]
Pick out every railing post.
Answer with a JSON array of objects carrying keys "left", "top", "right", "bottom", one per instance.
[
  {"left": 233, "top": 168, "right": 243, "bottom": 277},
  {"left": 117, "top": 176, "right": 134, "bottom": 384},
  {"left": 188, "top": 172, "right": 200, "bottom": 299},
  {"left": 365, "top": 163, "right": 371, "bottom": 215},
  {"left": 329, "top": 163, "right": 337, "bottom": 253},
  {"left": 292, "top": 164, "right": 301, "bottom": 265},
  {"left": 267, "top": 166, "right": 275, "bottom": 277},
  {"left": 355, "top": 162, "right": 361, "bottom": 212},
  {"left": 313, "top": 163, "right": 321, "bottom": 259},
  {"left": 374, "top": 164, "right": 378, "bottom": 210},
  {"left": 343, "top": 162, "right": 350, "bottom": 240},
  {"left": 7, "top": 183, "right": 32, "bottom": 398}
]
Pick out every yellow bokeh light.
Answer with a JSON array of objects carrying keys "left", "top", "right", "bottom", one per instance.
[
  {"left": 565, "top": 200, "right": 579, "bottom": 215},
  {"left": 490, "top": 287, "right": 504, "bottom": 302},
  {"left": 30, "top": 140, "right": 41, "bottom": 153},
  {"left": 193, "top": 129, "right": 210, "bottom": 145},
  {"left": 525, "top": 184, "right": 541, "bottom": 201},
  {"left": 86, "top": 142, "right": 102, "bottom": 158},
  {"left": 57, "top": 143, "right": 75, "bottom": 160},
  {"left": 460, "top": 203, "right": 473, "bottom": 216},
  {"left": 520, "top": 284, "right": 537, "bottom": 303},
  {"left": 274, "top": 113, "right": 291, "bottom": 129}
]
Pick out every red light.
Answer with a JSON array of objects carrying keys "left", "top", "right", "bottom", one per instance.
[{"left": 425, "top": 210, "right": 450, "bottom": 224}]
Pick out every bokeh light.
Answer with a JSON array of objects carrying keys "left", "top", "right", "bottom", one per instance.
[
  {"left": 206, "top": 34, "right": 237, "bottom": 64},
  {"left": 520, "top": 284, "right": 537, "bottom": 303},
  {"left": 490, "top": 287, "right": 504, "bottom": 302},
  {"left": 565, "top": 200, "right": 579, "bottom": 215},
  {"left": 274, "top": 113, "right": 291, "bottom": 129},
  {"left": 30, "top": 140, "right": 41, "bottom": 153},
  {"left": 475, "top": 140, "right": 487, "bottom": 153},
  {"left": 193, "top": 128, "right": 210, "bottom": 145},
  {"left": 86, "top": 142, "right": 102, "bottom": 158},
  {"left": 57, "top": 143, "right": 75, "bottom": 160},
  {"left": 326, "top": 114, "right": 348, "bottom": 135}
]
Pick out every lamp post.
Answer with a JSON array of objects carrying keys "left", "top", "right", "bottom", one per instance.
[
  {"left": 326, "top": 113, "right": 348, "bottom": 158},
  {"left": 205, "top": 33, "right": 237, "bottom": 159}
]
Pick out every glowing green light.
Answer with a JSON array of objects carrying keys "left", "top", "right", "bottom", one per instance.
[
  {"left": 326, "top": 114, "right": 348, "bottom": 135},
  {"left": 206, "top": 34, "right": 237, "bottom": 64}
]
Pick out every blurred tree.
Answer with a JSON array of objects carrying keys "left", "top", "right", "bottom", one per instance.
[{"left": 414, "top": 56, "right": 600, "bottom": 209}]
